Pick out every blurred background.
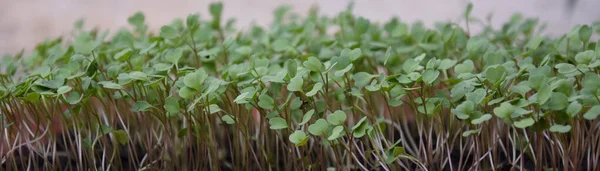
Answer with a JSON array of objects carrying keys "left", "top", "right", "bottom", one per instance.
[{"left": 0, "top": 0, "right": 599, "bottom": 56}]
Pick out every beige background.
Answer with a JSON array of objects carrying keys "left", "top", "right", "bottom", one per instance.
[{"left": 1, "top": 0, "right": 599, "bottom": 56}]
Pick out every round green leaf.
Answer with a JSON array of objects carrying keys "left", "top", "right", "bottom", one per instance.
[
  {"left": 306, "top": 82, "right": 323, "bottom": 97},
  {"left": 303, "top": 57, "right": 324, "bottom": 72},
  {"left": 269, "top": 117, "right": 288, "bottom": 130},
  {"left": 493, "top": 102, "right": 514, "bottom": 119},
  {"left": 160, "top": 26, "right": 178, "bottom": 39},
  {"left": 221, "top": 115, "right": 236, "bottom": 124},
  {"left": 56, "top": 86, "right": 72, "bottom": 95},
  {"left": 131, "top": 101, "right": 153, "bottom": 112},
  {"left": 299, "top": 109, "right": 315, "bottom": 125},
  {"left": 327, "top": 126, "right": 345, "bottom": 140},
  {"left": 258, "top": 94, "right": 275, "bottom": 110},
  {"left": 514, "top": 117, "right": 535, "bottom": 128},
  {"left": 327, "top": 110, "right": 347, "bottom": 125},
  {"left": 584, "top": 105, "right": 600, "bottom": 120},
  {"left": 549, "top": 124, "right": 572, "bottom": 133},
  {"left": 289, "top": 131, "right": 309, "bottom": 146},
  {"left": 566, "top": 101, "right": 582, "bottom": 117},
  {"left": 287, "top": 76, "right": 304, "bottom": 92},
  {"left": 308, "top": 119, "right": 329, "bottom": 136},
  {"left": 471, "top": 114, "right": 492, "bottom": 125}
]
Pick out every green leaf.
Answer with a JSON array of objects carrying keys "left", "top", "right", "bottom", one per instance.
[
  {"left": 514, "top": 117, "right": 535, "bottom": 128},
  {"left": 579, "top": 25, "right": 592, "bottom": 42},
  {"left": 299, "top": 109, "right": 315, "bottom": 125},
  {"left": 258, "top": 94, "right": 275, "bottom": 110},
  {"left": 327, "top": 126, "right": 344, "bottom": 140},
  {"left": 454, "top": 60, "right": 474, "bottom": 74},
  {"left": 235, "top": 46, "right": 252, "bottom": 56},
  {"left": 208, "top": 104, "right": 222, "bottom": 114},
  {"left": 269, "top": 117, "right": 288, "bottom": 130},
  {"left": 422, "top": 70, "right": 439, "bottom": 84},
  {"left": 471, "top": 114, "right": 492, "bottom": 125},
  {"left": 287, "top": 60, "right": 297, "bottom": 78},
  {"left": 526, "top": 36, "right": 543, "bottom": 50},
  {"left": 327, "top": 110, "right": 347, "bottom": 125},
  {"left": 303, "top": 57, "right": 324, "bottom": 72},
  {"left": 221, "top": 115, "right": 235, "bottom": 124},
  {"left": 289, "top": 131, "right": 309, "bottom": 146},
  {"left": 555, "top": 63, "right": 577, "bottom": 74},
  {"left": 163, "top": 96, "right": 181, "bottom": 114},
  {"left": 353, "top": 72, "right": 374, "bottom": 88},
  {"left": 545, "top": 92, "right": 568, "bottom": 110},
  {"left": 113, "top": 130, "right": 129, "bottom": 145},
  {"left": 183, "top": 69, "right": 208, "bottom": 90},
  {"left": 575, "top": 50, "right": 596, "bottom": 64},
  {"left": 165, "top": 48, "right": 183, "bottom": 64},
  {"left": 131, "top": 101, "right": 153, "bottom": 112},
  {"left": 493, "top": 102, "right": 514, "bottom": 119},
  {"left": 308, "top": 119, "right": 329, "bottom": 136},
  {"left": 384, "top": 146, "right": 406, "bottom": 164},
  {"left": 209, "top": 2, "right": 223, "bottom": 29},
  {"left": 466, "top": 88, "right": 486, "bottom": 104},
  {"left": 438, "top": 59, "right": 457, "bottom": 70},
  {"left": 56, "top": 86, "right": 72, "bottom": 95},
  {"left": 351, "top": 116, "right": 369, "bottom": 138},
  {"left": 453, "top": 100, "right": 475, "bottom": 119},
  {"left": 334, "top": 64, "right": 353, "bottom": 77},
  {"left": 583, "top": 105, "right": 600, "bottom": 120},
  {"left": 537, "top": 85, "right": 552, "bottom": 104},
  {"left": 341, "top": 48, "right": 362, "bottom": 61},
  {"left": 306, "top": 82, "right": 323, "bottom": 97},
  {"left": 287, "top": 76, "right": 303, "bottom": 92},
  {"left": 485, "top": 65, "right": 507, "bottom": 83},
  {"left": 160, "top": 26, "right": 178, "bottom": 39},
  {"left": 549, "top": 124, "right": 572, "bottom": 133},
  {"left": 566, "top": 101, "right": 582, "bottom": 117},
  {"left": 462, "top": 129, "right": 480, "bottom": 137},
  {"left": 383, "top": 46, "right": 392, "bottom": 65},
  {"left": 402, "top": 58, "right": 419, "bottom": 73},
  {"left": 179, "top": 87, "right": 197, "bottom": 99},
  {"left": 114, "top": 48, "right": 133, "bottom": 61}
]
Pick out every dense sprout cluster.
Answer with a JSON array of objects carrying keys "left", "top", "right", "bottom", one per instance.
[{"left": 1, "top": 3, "right": 600, "bottom": 170}]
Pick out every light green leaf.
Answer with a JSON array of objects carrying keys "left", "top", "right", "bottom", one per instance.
[
  {"left": 493, "top": 102, "right": 514, "bottom": 118},
  {"left": 422, "top": 70, "right": 439, "bottom": 84},
  {"left": 289, "top": 131, "right": 309, "bottom": 146},
  {"left": 183, "top": 69, "right": 208, "bottom": 90},
  {"left": 514, "top": 117, "right": 535, "bottom": 128},
  {"left": 351, "top": 116, "right": 369, "bottom": 138},
  {"left": 160, "top": 26, "right": 178, "bottom": 39},
  {"left": 235, "top": 46, "right": 252, "bottom": 56},
  {"left": 131, "top": 101, "right": 153, "bottom": 112},
  {"left": 584, "top": 105, "right": 600, "bottom": 120},
  {"left": 549, "top": 124, "right": 572, "bottom": 133},
  {"left": 269, "top": 117, "right": 288, "bottom": 130},
  {"left": 306, "top": 82, "right": 323, "bottom": 96},
  {"left": 56, "top": 86, "right": 72, "bottom": 95},
  {"left": 303, "top": 57, "right": 324, "bottom": 72},
  {"left": 555, "top": 63, "right": 577, "bottom": 74},
  {"left": 165, "top": 48, "right": 183, "bottom": 64},
  {"left": 466, "top": 88, "right": 486, "bottom": 104},
  {"left": 114, "top": 48, "right": 133, "bottom": 61},
  {"left": 537, "top": 85, "right": 552, "bottom": 104},
  {"left": 221, "top": 115, "right": 236, "bottom": 124},
  {"left": 471, "top": 114, "right": 492, "bottom": 125},
  {"left": 258, "top": 94, "right": 275, "bottom": 109},
  {"left": 163, "top": 96, "right": 181, "bottom": 114},
  {"left": 454, "top": 60, "right": 474, "bottom": 74},
  {"left": 179, "top": 87, "right": 197, "bottom": 99},
  {"left": 287, "top": 76, "right": 303, "bottom": 92},
  {"left": 99, "top": 81, "right": 122, "bottom": 90},
  {"left": 308, "top": 119, "right": 329, "bottom": 136},
  {"left": 327, "top": 126, "right": 344, "bottom": 140},
  {"left": 299, "top": 109, "right": 315, "bottom": 125},
  {"left": 327, "top": 110, "right": 347, "bottom": 125},
  {"left": 566, "top": 101, "right": 582, "bottom": 117}
]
